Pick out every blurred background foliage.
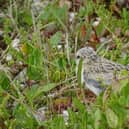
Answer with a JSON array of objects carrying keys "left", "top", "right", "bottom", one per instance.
[{"left": 0, "top": 0, "right": 129, "bottom": 128}]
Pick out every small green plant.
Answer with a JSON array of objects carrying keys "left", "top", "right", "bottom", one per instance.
[{"left": 0, "top": 0, "right": 129, "bottom": 129}]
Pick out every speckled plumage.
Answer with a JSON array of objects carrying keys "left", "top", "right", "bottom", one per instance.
[{"left": 76, "top": 47, "right": 128, "bottom": 95}]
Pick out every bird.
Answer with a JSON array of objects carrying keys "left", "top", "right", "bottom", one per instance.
[{"left": 76, "top": 46, "right": 129, "bottom": 96}]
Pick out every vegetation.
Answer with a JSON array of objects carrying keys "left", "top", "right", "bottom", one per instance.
[{"left": 0, "top": 0, "right": 129, "bottom": 128}]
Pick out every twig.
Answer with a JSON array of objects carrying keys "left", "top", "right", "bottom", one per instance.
[
  {"left": 65, "top": 32, "right": 70, "bottom": 65},
  {"left": 8, "top": 1, "right": 19, "bottom": 34},
  {"left": 31, "top": 9, "right": 42, "bottom": 48},
  {"left": 96, "top": 38, "right": 112, "bottom": 54},
  {"left": 117, "top": 75, "right": 129, "bottom": 81},
  {"left": 74, "top": 33, "right": 78, "bottom": 55}
]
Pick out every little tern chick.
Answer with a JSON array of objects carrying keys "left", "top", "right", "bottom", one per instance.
[{"left": 76, "top": 47, "right": 129, "bottom": 95}]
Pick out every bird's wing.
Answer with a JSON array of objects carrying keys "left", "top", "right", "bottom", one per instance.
[
  {"left": 85, "top": 78, "right": 105, "bottom": 95},
  {"left": 83, "top": 70, "right": 105, "bottom": 89},
  {"left": 97, "top": 58, "right": 126, "bottom": 72},
  {"left": 86, "top": 79, "right": 104, "bottom": 89}
]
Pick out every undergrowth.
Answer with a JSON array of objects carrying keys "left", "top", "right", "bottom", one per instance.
[{"left": 0, "top": 0, "right": 129, "bottom": 129}]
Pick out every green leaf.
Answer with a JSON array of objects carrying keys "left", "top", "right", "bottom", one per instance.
[
  {"left": 105, "top": 108, "right": 118, "bottom": 128},
  {"left": 0, "top": 94, "right": 10, "bottom": 119},
  {"left": 73, "top": 98, "right": 86, "bottom": 113},
  {"left": 72, "top": 98, "right": 87, "bottom": 128},
  {"left": 46, "top": 115, "right": 66, "bottom": 129},
  {"left": 13, "top": 104, "right": 35, "bottom": 129},
  {"left": 77, "top": 58, "right": 83, "bottom": 87},
  {"left": 120, "top": 82, "right": 129, "bottom": 97},
  {"left": 0, "top": 71, "right": 10, "bottom": 90},
  {"left": 57, "top": 57, "right": 67, "bottom": 70},
  {"left": 50, "top": 31, "right": 62, "bottom": 47},
  {"left": 94, "top": 109, "right": 102, "bottom": 129},
  {"left": 25, "top": 83, "right": 57, "bottom": 103},
  {"left": 18, "top": 10, "right": 32, "bottom": 26},
  {"left": 26, "top": 45, "right": 43, "bottom": 80},
  {"left": 39, "top": 4, "right": 68, "bottom": 25},
  {"left": 52, "top": 5, "right": 68, "bottom": 22},
  {"left": 110, "top": 103, "right": 126, "bottom": 127},
  {"left": 39, "top": 83, "right": 57, "bottom": 93}
]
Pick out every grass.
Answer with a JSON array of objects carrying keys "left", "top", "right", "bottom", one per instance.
[{"left": 0, "top": 0, "right": 129, "bottom": 129}]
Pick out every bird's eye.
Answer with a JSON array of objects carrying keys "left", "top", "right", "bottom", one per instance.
[{"left": 76, "top": 55, "right": 80, "bottom": 59}]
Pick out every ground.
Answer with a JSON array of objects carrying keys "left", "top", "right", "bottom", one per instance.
[{"left": 0, "top": 0, "right": 129, "bottom": 129}]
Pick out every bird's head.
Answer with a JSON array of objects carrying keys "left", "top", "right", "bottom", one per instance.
[
  {"left": 76, "top": 47, "right": 98, "bottom": 86},
  {"left": 76, "top": 47, "right": 97, "bottom": 64}
]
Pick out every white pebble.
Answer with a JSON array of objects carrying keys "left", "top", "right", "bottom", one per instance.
[
  {"left": 12, "top": 38, "right": 20, "bottom": 51},
  {"left": 6, "top": 54, "right": 12, "bottom": 61},
  {"left": 69, "top": 12, "right": 75, "bottom": 22},
  {"left": 62, "top": 110, "right": 69, "bottom": 125}
]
